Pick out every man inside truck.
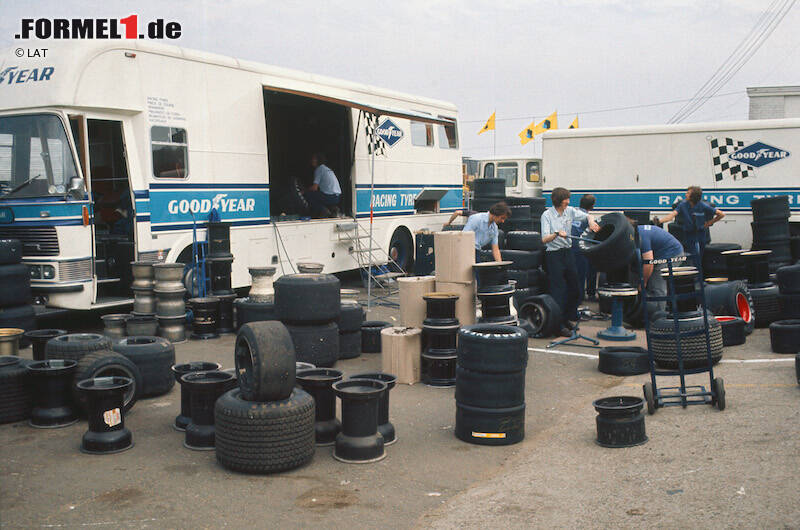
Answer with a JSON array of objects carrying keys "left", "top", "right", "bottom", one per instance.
[
  {"left": 304, "top": 152, "right": 342, "bottom": 218},
  {"left": 654, "top": 186, "right": 725, "bottom": 265}
]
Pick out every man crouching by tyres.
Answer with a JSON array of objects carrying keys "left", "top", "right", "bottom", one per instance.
[
  {"left": 541, "top": 187, "right": 600, "bottom": 336},
  {"left": 462, "top": 202, "right": 511, "bottom": 263}
]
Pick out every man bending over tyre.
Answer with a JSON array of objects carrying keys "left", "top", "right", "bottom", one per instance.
[
  {"left": 541, "top": 187, "right": 599, "bottom": 336},
  {"left": 462, "top": 202, "right": 511, "bottom": 263},
  {"left": 628, "top": 218, "right": 685, "bottom": 315}
]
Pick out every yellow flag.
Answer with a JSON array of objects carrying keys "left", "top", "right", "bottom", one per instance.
[
  {"left": 569, "top": 116, "right": 579, "bottom": 129},
  {"left": 478, "top": 112, "right": 496, "bottom": 135},
  {"left": 518, "top": 111, "right": 558, "bottom": 144}
]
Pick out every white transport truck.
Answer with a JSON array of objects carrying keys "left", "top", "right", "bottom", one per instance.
[
  {"left": 541, "top": 119, "right": 800, "bottom": 248},
  {"left": 0, "top": 42, "right": 463, "bottom": 310}
]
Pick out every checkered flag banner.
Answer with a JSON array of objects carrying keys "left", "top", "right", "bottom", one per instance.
[
  {"left": 364, "top": 112, "right": 386, "bottom": 156},
  {"left": 709, "top": 137, "right": 753, "bottom": 182}
]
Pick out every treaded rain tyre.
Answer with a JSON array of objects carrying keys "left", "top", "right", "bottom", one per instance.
[
  {"left": 235, "top": 298, "right": 277, "bottom": 330},
  {"left": 578, "top": 212, "right": 636, "bottom": 273},
  {"left": 215, "top": 388, "right": 315, "bottom": 474},
  {"left": 597, "top": 347, "right": 650, "bottom": 376},
  {"left": 500, "top": 249, "right": 542, "bottom": 270},
  {"left": 338, "top": 330, "right": 361, "bottom": 360},
  {"left": 457, "top": 324, "right": 528, "bottom": 373},
  {"left": 0, "top": 239, "right": 22, "bottom": 265},
  {"left": 505, "top": 231, "right": 544, "bottom": 252},
  {"left": 473, "top": 178, "right": 506, "bottom": 199},
  {"left": 235, "top": 322, "right": 296, "bottom": 402},
  {"left": 776, "top": 264, "right": 800, "bottom": 294},
  {"left": 649, "top": 313, "right": 724, "bottom": 368},
  {"left": 517, "top": 294, "right": 561, "bottom": 338},
  {"left": 284, "top": 322, "right": 339, "bottom": 368},
  {"left": 454, "top": 402, "right": 525, "bottom": 446},
  {"left": 274, "top": 273, "right": 340, "bottom": 324},
  {"left": 769, "top": 320, "right": 800, "bottom": 353},
  {"left": 0, "top": 356, "right": 30, "bottom": 424},
  {"left": 73, "top": 350, "right": 142, "bottom": 414},
  {"left": 750, "top": 283, "right": 781, "bottom": 328},
  {"left": 454, "top": 365, "right": 525, "bottom": 408},
  {"left": 112, "top": 336, "right": 176, "bottom": 397},
  {"left": 779, "top": 293, "right": 800, "bottom": 319},
  {"left": 338, "top": 302, "right": 364, "bottom": 332},
  {"left": 45, "top": 333, "right": 112, "bottom": 363},
  {"left": 361, "top": 321, "right": 390, "bottom": 354},
  {"left": 0, "top": 264, "right": 31, "bottom": 308},
  {"left": 751, "top": 195, "right": 790, "bottom": 221},
  {"left": 715, "top": 316, "right": 746, "bottom": 347}
]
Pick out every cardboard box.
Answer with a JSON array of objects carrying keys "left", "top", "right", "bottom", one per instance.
[
  {"left": 381, "top": 326, "right": 422, "bottom": 385},
  {"left": 398, "top": 276, "right": 436, "bottom": 328},
  {"left": 434, "top": 231, "right": 475, "bottom": 283}
]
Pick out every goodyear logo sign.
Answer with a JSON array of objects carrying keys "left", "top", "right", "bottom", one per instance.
[
  {"left": 376, "top": 119, "right": 404, "bottom": 147},
  {"left": 730, "top": 141, "right": 790, "bottom": 168}
]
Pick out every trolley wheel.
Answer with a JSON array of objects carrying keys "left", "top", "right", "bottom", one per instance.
[
  {"left": 642, "top": 382, "right": 656, "bottom": 415},
  {"left": 712, "top": 377, "right": 726, "bottom": 411}
]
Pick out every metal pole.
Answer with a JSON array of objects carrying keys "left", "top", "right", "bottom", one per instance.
[{"left": 367, "top": 114, "right": 377, "bottom": 312}]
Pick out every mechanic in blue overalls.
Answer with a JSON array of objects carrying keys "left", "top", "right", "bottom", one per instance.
[{"left": 655, "top": 186, "right": 725, "bottom": 269}]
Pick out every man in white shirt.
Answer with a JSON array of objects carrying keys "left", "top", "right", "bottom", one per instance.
[
  {"left": 541, "top": 187, "right": 599, "bottom": 335},
  {"left": 305, "top": 152, "right": 342, "bottom": 218}
]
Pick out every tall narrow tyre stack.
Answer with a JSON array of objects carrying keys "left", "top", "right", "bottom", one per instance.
[
  {"left": 741, "top": 250, "right": 781, "bottom": 328},
  {"left": 507, "top": 197, "right": 547, "bottom": 234},
  {"left": 216, "top": 320, "right": 315, "bottom": 473},
  {"left": 338, "top": 301, "right": 364, "bottom": 360},
  {"left": 421, "top": 292, "right": 459, "bottom": 387},
  {"left": 769, "top": 320, "right": 800, "bottom": 354},
  {"left": 750, "top": 196, "right": 792, "bottom": 271},
  {"left": 503, "top": 231, "right": 546, "bottom": 308},
  {"left": 0, "top": 239, "right": 35, "bottom": 346},
  {"left": 455, "top": 324, "right": 527, "bottom": 446},
  {"left": 702, "top": 243, "right": 741, "bottom": 278},
  {"left": 275, "top": 273, "right": 341, "bottom": 367},
  {"left": 0, "top": 356, "right": 31, "bottom": 424},
  {"left": 502, "top": 205, "right": 534, "bottom": 233},
  {"left": 153, "top": 262, "right": 187, "bottom": 343},
  {"left": 474, "top": 261, "right": 516, "bottom": 325},
  {"left": 112, "top": 336, "right": 176, "bottom": 397},
  {"left": 207, "top": 222, "right": 236, "bottom": 333},
  {"left": 721, "top": 249, "right": 747, "bottom": 280},
  {"left": 776, "top": 264, "right": 800, "bottom": 319},
  {"left": 471, "top": 178, "right": 505, "bottom": 213}
]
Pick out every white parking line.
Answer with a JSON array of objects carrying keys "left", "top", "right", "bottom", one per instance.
[
  {"left": 528, "top": 347, "right": 795, "bottom": 364},
  {"left": 528, "top": 347, "right": 598, "bottom": 359}
]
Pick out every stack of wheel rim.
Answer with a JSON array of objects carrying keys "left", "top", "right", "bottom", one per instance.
[
  {"left": 421, "top": 292, "right": 459, "bottom": 387},
  {"left": 648, "top": 268, "right": 725, "bottom": 368},
  {"left": 235, "top": 266, "right": 278, "bottom": 330},
  {"left": 702, "top": 243, "right": 742, "bottom": 278},
  {"left": 474, "top": 261, "right": 516, "bottom": 325},
  {"left": 216, "top": 321, "right": 314, "bottom": 473},
  {"left": 751, "top": 196, "right": 792, "bottom": 272},
  {"left": 275, "top": 273, "right": 341, "bottom": 367},
  {"left": 454, "top": 324, "right": 527, "bottom": 445},
  {"left": 0, "top": 239, "right": 35, "bottom": 346},
  {"left": 470, "top": 178, "right": 505, "bottom": 213},
  {"left": 153, "top": 262, "right": 187, "bottom": 343},
  {"left": 338, "top": 300, "right": 364, "bottom": 360},
  {"left": 130, "top": 261, "right": 156, "bottom": 315},
  {"left": 741, "top": 250, "right": 781, "bottom": 327},
  {"left": 207, "top": 222, "right": 236, "bottom": 333}
]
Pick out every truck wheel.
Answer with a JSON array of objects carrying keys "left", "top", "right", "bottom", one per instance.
[{"left": 389, "top": 227, "right": 413, "bottom": 272}]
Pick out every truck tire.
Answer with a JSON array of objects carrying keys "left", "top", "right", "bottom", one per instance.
[
  {"left": 505, "top": 231, "right": 544, "bottom": 251},
  {"left": 649, "top": 313, "right": 724, "bottom": 368},
  {"left": 235, "top": 298, "right": 277, "bottom": 329},
  {"left": 215, "top": 388, "right": 315, "bottom": 474},
  {"left": 518, "top": 295, "right": 561, "bottom": 338},
  {"left": 703, "top": 280, "right": 755, "bottom": 335},
  {"left": 284, "top": 322, "right": 339, "bottom": 368},
  {"left": 0, "top": 356, "right": 30, "bottom": 424},
  {"left": 361, "top": 321, "right": 390, "bottom": 353},
  {"left": 45, "top": 333, "right": 112, "bottom": 362},
  {"left": 339, "top": 330, "right": 361, "bottom": 360},
  {"left": 337, "top": 302, "right": 364, "bottom": 332},
  {"left": 715, "top": 316, "right": 746, "bottom": 347},
  {"left": 457, "top": 324, "right": 528, "bottom": 373},
  {"left": 235, "top": 322, "right": 296, "bottom": 402},
  {"left": 73, "top": 351, "right": 142, "bottom": 414},
  {"left": 473, "top": 178, "right": 505, "bottom": 199},
  {"left": 598, "top": 347, "right": 650, "bottom": 376},
  {"left": 776, "top": 264, "right": 800, "bottom": 294},
  {"left": 0, "top": 239, "right": 22, "bottom": 265},
  {"left": 274, "top": 274, "right": 340, "bottom": 324},
  {"left": 769, "top": 320, "right": 800, "bottom": 353},
  {"left": 750, "top": 283, "right": 781, "bottom": 328},
  {"left": 455, "top": 365, "right": 525, "bottom": 408},
  {"left": 500, "top": 249, "right": 543, "bottom": 270},
  {"left": 112, "top": 336, "right": 176, "bottom": 397},
  {"left": 751, "top": 196, "right": 790, "bottom": 221},
  {"left": 0, "top": 264, "right": 31, "bottom": 308},
  {"left": 578, "top": 212, "right": 636, "bottom": 273}
]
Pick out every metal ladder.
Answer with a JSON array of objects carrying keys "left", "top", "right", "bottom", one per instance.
[{"left": 336, "top": 221, "right": 405, "bottom": 300}]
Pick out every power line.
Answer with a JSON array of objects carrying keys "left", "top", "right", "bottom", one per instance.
[{"left": 460, "top": 90, "right": 743, "bottom": 124}]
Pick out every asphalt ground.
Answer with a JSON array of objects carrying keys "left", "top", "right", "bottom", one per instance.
[{"left": 1, "top": 292, "right": 798, "bottom": 528}]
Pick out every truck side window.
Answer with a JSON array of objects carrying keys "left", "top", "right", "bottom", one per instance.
[
  {"left": 437, "top": 119, "right": 458, "bottom": 149},
  {"left": 497, "top": 162, "right": 518, "bottom": 187},
  {"left": 411, "top": 121, "right": 434, "bottom": 147},
  {"left": 526, "top": 161, "right": 540, "bottom": 182},
  {"left": 151, "top": 126, "right": 188, "bottom": 178},
  {"left": 483, "top": 163, "right": 494, "bottom": 178}
]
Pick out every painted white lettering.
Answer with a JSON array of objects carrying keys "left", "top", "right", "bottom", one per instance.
[
  {"left": 245, "top": 198, "right": 255, "bottom": 211},
  {"left": 237, "top": 198, "right": 245, "bottom": 211},
  {"left": 200, "top": 199, "right": 211, "bottom": 213},
  {"left": 727, "top": 195, "right": 739, "bottom": 205},
  {"left": 179, "top": 201, "right": 190, "bottom": 214},
  {"left": 708, "top": 195, "right": 723, "bottom": 205},
  {"left": 168, "top": 200, "right": 178, "bottom": 214},
  {"left": 658, "top": 195, "right": 671, "bottom": 205}
]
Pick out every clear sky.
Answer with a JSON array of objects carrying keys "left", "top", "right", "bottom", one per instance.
[{"left": 1, "top": 1, "right": 797, "bottom": 159}]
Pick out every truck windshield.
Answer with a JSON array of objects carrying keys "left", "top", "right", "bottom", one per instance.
[{"left": 0, "top": 114, "right": 79, "bottom": 199}]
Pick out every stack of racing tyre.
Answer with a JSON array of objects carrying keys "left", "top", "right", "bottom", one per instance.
[
  {"left": 702, "top": 243, "right": 742, "bottom": 279},
  {"left": 454, "top": 324, "right": 527, "bottom": 446},
  {"left": 470, "top": 178, "right": 505, "bottom": 213},
  {"left": 770, "top": 263, "right": 800, "bottom": 354},
  {"left": 751, "top": 195, "right": 792, "bottom": 272},
  {"left": 501, "top": 231, "right": 546, "bottom": 310},
  {"left": 505, "top": 197, "right": 546, "bottom": 234},
  {"left": 741, "top": 250, "right": 781, "bottom": 328},
  {"left": 0, "top": 239, "right": 35, "bottom": 345},
  {"left": 275, "top": 273, "right": 341, "bottom": 367},
  {"left": 216, "top": 321, "right": 315, "bottom": 473},
  {"left": 338, "top": 300, "right": 364, "bottom": 360}
]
